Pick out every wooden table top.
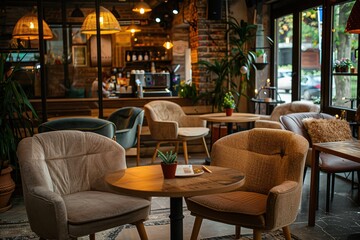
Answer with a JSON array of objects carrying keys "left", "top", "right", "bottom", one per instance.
[
  {"left": 199, "top": 112, "right": 260, "bottom": 123},
  {"left": 105, "top": 165, "right": 245, "bottom": 198},
  {"left": 312, "top": 140, "right": 360, "bottom": 163}
]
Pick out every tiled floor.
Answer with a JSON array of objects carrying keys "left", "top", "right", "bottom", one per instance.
[{"left": 1, "top": 153, "right": 360, "bottom": 239}]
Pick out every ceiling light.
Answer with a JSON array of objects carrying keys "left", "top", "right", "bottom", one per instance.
[
  {"left": 155, "top": 17, "right": 161, "bottom": 23},
  {"left": 163, "top": 35, "right": 173, "bottom": 49},
  {"left": 132, "top": 0, "right": 152, "bottom": 14},
  {"left": 12, "top": 12, "right": 53, "bottom": 40},
  {"left": 345, "top": 0, "right": 360, "bottom": 33},
  {"left": 126, "top": 21, "right": 141, "bottom": 35},
  {"left": 71, "top": 5, "right": 84, "bottom": 18},
  {"left": 172, "top": 1, "right": 179, "bottom": 15},
  {"left": 81, "top": 6, "right": 121, "bottom": 35}
]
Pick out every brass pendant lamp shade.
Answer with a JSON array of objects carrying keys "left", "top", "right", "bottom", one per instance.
[
  {"left": 12, "top": 13, "right": 53, "bottom": 40},
  {"left": 126, "top": 22, "right": 141, "bottom": 34},
  {"left": 81, "top": 6, "right": 121, "bottom": 35},
  {"left": 132, "top": 0, "right": 152, "bottom": 14},
  {"left": 345, "top": 0, "right": 360, "bottom": 33},
  {"left": 163, "top": 35, "right": 173, "bottom": 49}
]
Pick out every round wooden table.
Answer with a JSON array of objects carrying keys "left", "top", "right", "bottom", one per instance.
[
  {"left": 200, "top": 112, "right": 260, "bottom": 135},
  {"left": 105, "top": 165, "right": 245, "bottom": 240}
]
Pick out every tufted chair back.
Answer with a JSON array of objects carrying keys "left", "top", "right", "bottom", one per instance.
[{"left": 267, "top": 101, "right": 320, "bottom": 121}]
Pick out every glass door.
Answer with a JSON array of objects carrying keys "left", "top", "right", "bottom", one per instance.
[
  {"left": 300, "top": 7, "right": 322, "bottom": 103},
  {"left": 275, "top": 14, "right": 293, "bottom": 103}
]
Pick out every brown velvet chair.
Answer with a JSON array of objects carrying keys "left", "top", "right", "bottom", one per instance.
[
  {"left": 280, "top": 112, "right": 360, "bottom": 212},
  {"left": 144, "top": 100, "right": 210, "bottom": 164},
  {"left": 186, "top": 128, "right": 309, "bottom": 240},
  {"left": 254, "top": 101, "right": 320, "bottom": 129},
  {"left": 17, "top": 130, "right": 151, "bottom": 240}
]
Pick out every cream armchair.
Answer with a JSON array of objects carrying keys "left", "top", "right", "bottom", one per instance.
[
  {"left": 255, "top": 101, "right": 320, "bottom": 129},
  {"left": 144, "top": 100, "right": 210, "bottom": 164},
  {"left": 186, "top": 128, "right": 309, "bottom": 240},
  {"left": 17, "top": 130, "right": 151, "bottom": 240}
]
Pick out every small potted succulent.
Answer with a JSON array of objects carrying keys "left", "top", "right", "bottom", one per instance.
[
  {"left": 223, "top": 92, "right": 236, "bottom": 116},
  {"left": 157, "top": 150, "right": 177, "bottom": 179}
]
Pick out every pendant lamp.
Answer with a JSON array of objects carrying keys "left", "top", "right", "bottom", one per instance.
[
  {"left": 126, "top": 21, "right": 141, "bottom": 34},
  {"left": 163, "top": 35, "right": 173, "bottom": 49},
  {"left": 81, "top": 6, "right": 121, "bottom": 35},
  {"left": 132, "top": 0, "right": 152, "bottom": 14},
  {"left": 12, "top": 13, "right": 53, "bottom": 40},
  {"left": 345, "top": 0, "right": 360, "bottom": 33}
]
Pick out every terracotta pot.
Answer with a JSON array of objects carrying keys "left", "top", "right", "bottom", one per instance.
[
  {"left": 341, "top": 66, "right": 349, "bottom": 72},
  {"left": 161, "top": 162, "right": 178, "bottom": 179},
  {"left": 0, "top": 166, "right": 15, "bottom": 213},
  {"left": 225, "top": 108, "right": 233, "bottom": 116}
]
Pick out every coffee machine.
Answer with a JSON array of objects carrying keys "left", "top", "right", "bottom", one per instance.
[{"left": 130, "top": 72, "right": 171, "bottom": 97}]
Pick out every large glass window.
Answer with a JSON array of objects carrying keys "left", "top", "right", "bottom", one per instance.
[
  {"left": 331, "top": 0, "right": 358, "bottom": 110},
  {"left": 300, "top": 7, "right": 322, "bottom": 103},
  {"left": 275, "top": 14, "right": 293, "bottom": 103}
]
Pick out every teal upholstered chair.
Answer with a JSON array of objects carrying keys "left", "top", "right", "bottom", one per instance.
[
  {"left": 38, "top": 117, "right": 116, "bottom": 140},
  {"left": 108, "top": 107, "right": 144, "bottom": 166}
]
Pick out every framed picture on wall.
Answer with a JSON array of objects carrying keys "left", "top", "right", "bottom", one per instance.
[{"left": 72, "top": 45, "right": 87, "bottom": 67}]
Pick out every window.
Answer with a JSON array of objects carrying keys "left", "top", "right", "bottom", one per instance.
[{"left": 331, "top": 0, "right": 358, "bottom": 110}]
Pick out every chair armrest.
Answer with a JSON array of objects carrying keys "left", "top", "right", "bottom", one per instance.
[
  {"left": 179, "top": 115, "right": 206, "bottom": 127},
  {"left": 255, "top": 120, "right": 284, "bottom": 129},
  {"left": 26, "top": 186, "right": 68, "bottom": 239},
  {"left": 149, "top": 120, "right": 178, "bottom": 139},
  {"left": 266, "top": 180, "right": 300, "bottom": 229}
]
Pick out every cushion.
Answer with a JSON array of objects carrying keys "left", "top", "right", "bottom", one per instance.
[{"left": 302, "top": 118, "right": 352, "bottom": 143}]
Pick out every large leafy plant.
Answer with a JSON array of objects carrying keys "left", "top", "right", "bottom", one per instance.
[
  {"left": 0, "top": 53, "right": 38, "bottom": 171},
  {"left": 199, "top": 18, "right": 257, "bottom": 112}
]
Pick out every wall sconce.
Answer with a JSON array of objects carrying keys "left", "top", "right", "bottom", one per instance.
[
  {"left": 71, "top": 5, "right": 84, "bottom": 18},
  {"left": 12, "top": 12, "right": 53, "bottom": 40},
  {"left": 163, "top": 35, "right": 173, "bottom": 49},
  {"left": 345, "top": 0, "right": 360, "bottom": 33},
  {"left": 132, "top": 0, "right": 152, "bottom": 14},
  {"left": 81, "top": 6, "right": 121, "bottom": 35}
]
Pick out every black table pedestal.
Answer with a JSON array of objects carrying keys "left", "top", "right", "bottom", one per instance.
[{"left": 170, "top": 197, "right": 184, "bottom": 240}]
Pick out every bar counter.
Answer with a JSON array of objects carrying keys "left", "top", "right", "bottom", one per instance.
[{"left": 30, "top": 97, "right": 210, "bottom": 119}]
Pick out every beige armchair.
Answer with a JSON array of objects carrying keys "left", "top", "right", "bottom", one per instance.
[
  {"left": 255, "top": 101, "right": 320, "bottom": 129},
  {"left": 186, "top": 128, "right": 309, "bottom": 240},
  {"left": 144, "top": 100, "right": 210, "bottom": 164},
  {"left": 17, "top": 130, "right": 151, "bottom": 240}
]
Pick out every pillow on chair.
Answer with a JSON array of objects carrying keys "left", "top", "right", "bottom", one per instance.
[{"left": 303, "top": 118, "right": 352, "bottom": 143}]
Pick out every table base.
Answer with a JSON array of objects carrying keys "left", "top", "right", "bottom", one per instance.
[{"left": 170, "top": 197, "right": 184, "bottom": 240}]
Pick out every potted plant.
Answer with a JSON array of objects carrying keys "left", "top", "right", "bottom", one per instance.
[
  {"left": 334, "top": 58, "right": 352, "bottom": 72},
  {"left": 0, "top": 53, "right": 38, "bottom": 212},
  {"left": 223, "top": 92, "right": 236, "bottom": 116},
  {"left": 157, "top": 149, "right": 177, "bottom": 179}
]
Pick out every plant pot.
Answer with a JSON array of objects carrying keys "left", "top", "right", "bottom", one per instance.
[
  {"left": 161, "top": 162, "right": 178, "bottom": 179},
  {"left": 225, "top": 108, "right": 233, "bottom": 116},
  {"left": 0, "top": 166, "right": 15, "bottom": 213}
]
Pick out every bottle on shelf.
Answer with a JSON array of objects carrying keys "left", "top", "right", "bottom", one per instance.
[
  {"left": 144, "top": 51, "right": 149, "bottom": 61},
  {"left": 126, "top": 51, "right": 131, "bottom": 62},
  {"left": 151, "top": 62, "right": 156, "bottom": 73},
  {"left": 138, "top": 52, "right": 143, "bottom": 61},
  {"left": 132, "top": 52, "right": 137, "bottom": 61}
]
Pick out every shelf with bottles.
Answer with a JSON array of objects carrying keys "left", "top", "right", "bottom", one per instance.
[{"left": 125, "top": 48, "right": 172, "bottom": 63}]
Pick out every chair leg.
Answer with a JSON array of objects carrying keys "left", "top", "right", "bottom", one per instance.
[
  {"left": 135, "top": 221, "right": 148, "bottom": 240},
  {"left": 89, "top": 233, "right": 95, "bottom": 240},
  {"left": 253, "top": 229, "right": 262, "bottom": 240},
  {"left": 201, "top": 137, "right": 210, "bottom": 159},
  {"left": 182, "top": 140, "right": 189, "bottom": 164},
  {"left": 136, "top": 124, "right": 141, "bottom": 166},
  {"left": 235, "top": 226, "right": 241, "bottom": 239},
  {"left": 303, "top": 166, "right": 307, "bottom": 183},
  {"left": 326, "top": 173, "right": 331, "bottom": 212},
  {"left": 282, "top": 226, "right": 292, "bottom": 240},
  {"left": 331, "top": 173, "right": 335, "bottom": 200},
  {"left": 190, "top": 216, "right": 203, "bottom": 240},
  {"left": 152, "top": 142, "right": 161, "bottom": 164}
]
